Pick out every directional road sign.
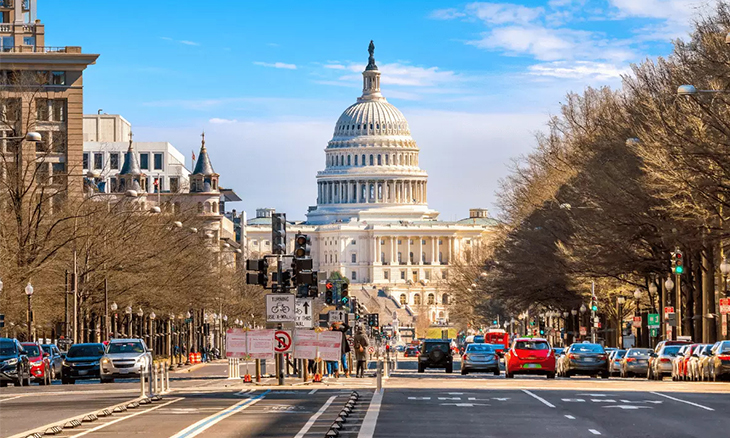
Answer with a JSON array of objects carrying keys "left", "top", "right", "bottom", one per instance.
[
  {"left": 266, "top": 294, "right": 295, "bottom": 322},
  {"left": 648, "top": 314, "right": 660, "bottom": 328},
  {"left": 295, "top": 298, "right": 313, "bottom": 328},
  {"left": 328, "top": 310, "right": 346, "bottom": 324}
]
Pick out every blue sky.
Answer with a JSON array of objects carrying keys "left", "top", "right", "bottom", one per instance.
[{"left": 42, "top": 0, "right": 704, "bottom": 221}]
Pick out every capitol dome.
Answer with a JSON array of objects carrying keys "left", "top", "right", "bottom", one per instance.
[{"left": 307, "top": 41, "right": 439, "bottom": 225}]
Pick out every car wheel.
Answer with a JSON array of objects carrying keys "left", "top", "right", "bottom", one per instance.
[
  {"left": 494, "top": 369, "right": 500, "bottom": 376},
  {"left": 547, "top": 372, "right": 556, "bottom": 379},
  {"left": 101, "top": 377, "right": 115, "bottom": 384},
  {"left": 417, "top": 365, "right": 425, "bottom": 373},
  {"left": 565, "top": 371, "right": 573, "bottom": 378},
  {"left": 505, "top": 371, "right": 513, "bottom": 379},
  {"left": 601, "top": 372, "right": 609, "bottom": 379},
  {"left": 445, "top": 364, "right": 453, "bottom": 374},
  {"left": 461, "top": 369, "right": 468, "bottom": 375},
  {"left": 0, "top": 381, "right": 6, "bottom": 387}
]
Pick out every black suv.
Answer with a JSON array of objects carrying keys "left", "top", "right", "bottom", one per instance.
[
  {"left": 418, "top": 339, "right": 453, "bottom": 373},
  {"left": 0, "top": 338, "right": 31, "bottom": 387}
]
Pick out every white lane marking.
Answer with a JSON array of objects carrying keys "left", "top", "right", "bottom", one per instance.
[
  {"left": 561, "top": 398, "right": 585, "bottom": 402},
  {"left": 522, "top": 390, "right": 555, "bottom": 408},
  {"left": 170, "top": 390, "right": 268, "bottom": 438},
  {"left": 447, "top": 392, "right": 464, "bottom": 395},
  {"left": 308, "top": 389, "right": 318, "bottom": 395},
  {"left": 0, "top": 395, "right": 25, "bottom": 403},
  {"left": 440, "top": 403, "right": 489, "bottom": 407},
  {"left": 565, "top": 415, "right": 575, "bottom": 420},
  {"left": 357, "top": 390, "right": 384, "bottom": 438},
  {"left": 578, "top": 393, "right": 606, "bottom": 397},
  {"left": 408, "top": 397, "right": 431, "bottom": 400},
  {"left": 650, "top": 392, "right": 715, "bottom": 411},
  {"left": 589, "top": 429, "right": 601, "bottom": 435},
  {"left": 293, "top": 395, "right": 336, "bottom": 438},
  {"left": 69, "top": 398, "right": 183, "bottom": 437},
  {"left": 591, "top": 399, "right": 616, "bottom": 403}
]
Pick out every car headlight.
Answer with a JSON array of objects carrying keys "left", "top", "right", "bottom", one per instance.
[
  {"left": 5, "top": 358, "right": 18, "bottom": 366},
  {"left": 31, "top": 360, "right": 42, "bottom": 366},
  {"left": 62, "top": 360, "right": 69, "bottom": 367},
  {"left": 101, "top": 358, "right": 110, "bottom": 364}
]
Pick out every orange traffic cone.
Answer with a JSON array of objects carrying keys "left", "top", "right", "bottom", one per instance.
[
  {"left": 243, "top": 373, "right": 252, "bottom": 383},
  {"left": 313, "top": 373, "right": 322, "bottom": 383}
]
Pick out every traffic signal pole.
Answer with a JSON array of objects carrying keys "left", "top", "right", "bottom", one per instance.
[
  {"left": 676, "top": 272, "right": 682, "bottom": 338},
  {"left": 276, "top": 253, "right": 285, "bottom": 386},
  {"left": 591, "top": 282, "right": 597, "bottom": 344}
]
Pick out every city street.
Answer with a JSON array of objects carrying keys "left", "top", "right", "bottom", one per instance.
[{"left": 2, "top": 360, "right": 728, "bottom": 438}]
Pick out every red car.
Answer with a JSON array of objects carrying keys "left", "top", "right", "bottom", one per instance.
[
  {"left": 504, "top": 337, "right": 556, "bottom": 379},
  {"left": 21, "top": 342, "right": 52, "bottom": 385}
]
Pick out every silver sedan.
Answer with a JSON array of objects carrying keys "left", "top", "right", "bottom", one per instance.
[{"left": 461, "top": 344, "right": 500, "bottom": 375}]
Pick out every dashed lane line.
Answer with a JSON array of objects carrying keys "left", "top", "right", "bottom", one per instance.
[
  {"left": 522, "top": 390, "right": 555, "bottom": 408},
  {"left": 169, "top": 390, "right": 269, "bottom": 438},
  {"left": 650, "top": 392, "right": 715, "bottom": 411},
  {"left": 565, "top": 415, "right": 575, "bottom": 420},
  {"left": 68, "top": 397, "right": 184, "bottom": 438},
  {"left": 589, "top": 429, "right": 601, "bottom": 435},
  {"left": 293, "top": 395, "right": 337, "bottom": 438},
  {"left": 0, "top": 395, "right": 25, "bottom": 403},
  {"left": 308, "top": 389, "right": 318, "bottom": 395}
]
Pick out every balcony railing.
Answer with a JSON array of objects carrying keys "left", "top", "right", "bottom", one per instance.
[{"left": 0, "top": 23, "right": 10, "bottom": 32}]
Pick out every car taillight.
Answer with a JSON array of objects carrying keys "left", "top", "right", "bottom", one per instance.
[
  {"left": 660, "top": 358, "right": 671, "bottom": 363},
  {"left": 626, "top": 358, "right": 635, "bottom": 362},
  {"left": 569, "top": 354, "right": 578, "bottom": 360},
  {"left": 598, "top": 354, "right": 607, "bottom": 360},
  {"left": 463, "top": 354, "right": 469, "bottom": 361},
  {"left": 718, "top": 355, "right": 730, "bottom": 361}
]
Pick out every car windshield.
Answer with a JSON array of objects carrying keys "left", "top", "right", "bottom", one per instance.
[
  {"left": 467, "top": 344, "right": 495, "bottom": 352},
  {"left": 473, "top": 336, "right": 484, "bottom": 343},
  {"left": 424, "top": 343, "right": 449, "bottom": 353},
  {"left": 571, "top": 344, "right": 604, "bottom": 353},
  {"left": 107, "top": 342, "right": 145, "bottom": 354},
  {"left": 662, "top": 346, "right": 682, "bottom": 356},
  {"left": 41, "top": 345, "right": 52, "bottom": 354},
  {"left": 67, "top": 344, "right": 105, "bottom": 358},
  {"left": 22, "top": 345, "right": 41, "bottom": 357},
  {"left": 719, "top": 342, "right": 730, "bottom": 354},
  {"left": 515, "top": 341, "right": 550, "bottom": 350},
  {"left": 0, "top": 341, "right": 16, "bottom": 356},
  {"left": 627, "top": 349, "right": 651, "bottom": 357}
]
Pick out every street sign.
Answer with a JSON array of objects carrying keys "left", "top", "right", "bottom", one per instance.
[
  {"left": 664, "top": 307, "right": 674, "bottom": 318},
  {"left": 347, "top": 313, "right": 355, "bottom": 326},
  {"left": 295, "top": 298, "right": 313, "bottom": 328},
  {"left": 274, "top": 330, "right": 293, "bottom": 353},
  {"left": 720, "top": 298, "right": 730, "bottom": 315},
  {"left": 666, "top": 313, "right": 677, "bottom": 327},
  {"left": 225, "top": 328, "right": 248, "bottom": 358},
  {"left": 266, "top": 294, "right": 295, "bottom": 322},
  {"left": 650, "top": 328, "right": 658, "bottom": 338},
  {"left": 632, "top": 316, "right": 642, "bottom": 328},
  {"left": 579, "top": 326, "right": 587, "bottom": 336},
  {"left": 328, "top": 310, "right": 345, "bottom": 324},
  {"left": 648, "top": 314, "right": 660, "bottom": 328}
]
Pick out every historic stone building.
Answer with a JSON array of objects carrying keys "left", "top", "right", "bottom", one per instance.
[{"left": 244, "top": 42, "right": 497, "bottom": 327}]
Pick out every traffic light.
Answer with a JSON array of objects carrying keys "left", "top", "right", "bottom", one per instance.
[
  {"left": 271, "top": 213, "right": 286, "bottom": 254},
  {"left": 325, "top": 281, "right": 334, "bottom": 304},
  {"left": 308, "top": 271, "right": 319, "bottom": 298},
  {"left": 367, "top": 313, "right": 379, "bottom": 327},
  {"left": 340, "top": 282, "right": 349, "bottom": 305},
  {"left": 245, "top": 259, "right": 268, "bottom": 286},
  {"left": 671, "top": 247, "right": 685, "bottom": 275},
  {"left": 294, "top": 233, "right": 311, "bottom": 258},
  {"left": 293, "top": 257, "right": 314, "bottom": 285},
  {"left": 591, "top": 295, "right": 598, "bottom": 312}
]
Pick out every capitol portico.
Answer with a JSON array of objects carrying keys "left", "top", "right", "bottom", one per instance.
[{"left": 243, "top": 42, "right": 497, "bottom": 326}]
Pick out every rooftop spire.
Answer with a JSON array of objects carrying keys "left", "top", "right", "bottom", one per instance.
[
  {"left": 366, "top": 40, "right": 378, "bottom": 71},
  {"left": 359, "top": 40, "right": 384, "bottom": 102},
  {"left": 119, "top": 131, "right": 142, "bottom": 175},
  {"left": 192, "top": 131, "right": 216, "bottom": 176}
]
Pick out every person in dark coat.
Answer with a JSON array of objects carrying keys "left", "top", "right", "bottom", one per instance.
[
  {"left": 354, "top": 328, "right": 369, "bottom": 377},
  {"left": 332, "top": 322, "right": 351, "bottom": 377}
]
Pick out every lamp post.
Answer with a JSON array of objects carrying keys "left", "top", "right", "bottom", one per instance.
[
  {"left": 186, "top": 311, "right": 192, "bottom": 365},
  {"left": 137, "top": 308, "right": 144, "bottom": 339},
  {"left": 720, "top": 258, "right": 730, "bottom": 295},
  {"left": 617, "top": 296, "right": 625, "bottom": 348},
  {"left": 634, "top": 288, "right": 643, "bottom": 347},
  {"left": 125, "top": 306, "right": 132, "bottom": 338},
  {"left": 665, "top": 276, "right": 674, "bottom": 340},
  {"left": 149, "top": 312, "right": 156, "bottom": 354},
  {"left": 571, "top": 309, "right": 578, "bottom": 342},
  {"left": 25, "top": 282, "right": 34, "bottom": 341},
  {"left": 110, "top": 302, "right": 118, "bottom": 339},
  {"left": 579, "top": 304, "right": 587, "bottom": 340}
]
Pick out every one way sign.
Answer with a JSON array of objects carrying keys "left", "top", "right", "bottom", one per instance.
[{"left": 296, "top": 298, "right": 313, "bottom": 328}]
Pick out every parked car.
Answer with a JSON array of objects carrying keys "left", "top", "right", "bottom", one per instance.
[
  {"left": 648, "top": 343, "right": 683, "bottom": 380},
  {"left": 671, "top": 345, "right": 691, "bottom": 381},
  {"left": 0, "top": 338, "right": 31, "bottom": 387},
  {"left": 404, "top": 346, "right": 419, "bottom": 357},
  {"left": 708, "top": 340, "right": 730, "bottom": 381},
  {"left": 41, "top": 343, "right": 64, "bottom": 380},
  {"left": 418, "top": 339, "right": 453, "bottom": 373},
  {"left": 561, "top": 342, "right": 608, "bottom": 378},
  {"left": 504, "top": 337, "right": 556, "bottom": 379},
  {"left": 21, "top": 342, "right": 52, "bottom": 385},
  {"left": 62, "top": 343, "right": 105, "bottom": 384},
  {"left": 608, "top": 349, "right": 626, "bottom": 376},
  {"left": 674, "top": 344, "right": 702, "bottom": 381},
  {"left": 698, "top": 342, "right": 721, "bottom": 381},
  {"left": 100, "top": 339, "right": 152, "bottom": 383},
  {"left": 620, "top": 348, "right": 652, "bottom": 378},
  {"left": 687, "top": 344, "right": 713, "bottom": 381},
  {"left": 461, "top": 343, "right": 500, "bottom": 375}
]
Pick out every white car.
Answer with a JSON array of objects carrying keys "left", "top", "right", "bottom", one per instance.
[{"left": 100, "top": 339, "right": 152, "bottom": 383}]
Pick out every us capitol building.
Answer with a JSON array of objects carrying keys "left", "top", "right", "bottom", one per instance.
[{"left": 244, "top": 42, "right": 497, "bottom": 326}]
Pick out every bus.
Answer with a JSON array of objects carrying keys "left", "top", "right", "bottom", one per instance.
[{"left": 484, "top": 329, "right": 509, "bottom": 356}]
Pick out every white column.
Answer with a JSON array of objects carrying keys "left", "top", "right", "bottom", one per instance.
[
  {"left": 390, "top": 237, "right": 396, "bottom": 264},
  {"left": 406, "top": 237, "right": 411, "bottom": 266},
  {"left": 418, "top": 236, "right": 423, "bottom": 265},
  {"left": 448, "top": 237, "right": 453, "bottom": 264},
  {"left": 431, "top": 238, "right": 438, "bottom": 265},
  {"left": 375, "top": 236, "right": 381, "bottom": 265}
]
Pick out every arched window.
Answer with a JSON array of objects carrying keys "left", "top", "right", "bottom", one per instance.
[
  {"left": 369, "top": 155, "right": 374, "bottom": 166},
  {"left": 362, "top": 154, "right": 366, "bottom": 166},
  {"left": 347, "top": 155, "right": 351, "bottom": 166},
  {"left": 385, "top": 155, "right": 389, "bottom": 165},
  {"left": 428, "top": 293, "right": 435, "bottom": 305},
  {"left": 442, "top": 294, "right": 449, "bottom": 305},
  {"left": 439, "top": 311, "right": 445, "bottom": 318},
  {"left": 409, "top": 252, "right": 414, "bottom": 263},
  {"left": 413, "top": 294, "right": 421, "bottom": 305},
  {"left": 197, "top": 202, "right": 203, "bottom": 213},
  {"left": 369, "top": 184, "right": 375, "bottom": 199},
  {"left": 355, "top": 155, "right": 358, "bottom": 166},
  {"left": 400, "top": 294, "right": 407, "bottom": 305},
  {"left": 204, "top": 201, "right": 211, "bottom": 213},
  {"left": 212, "top": 202, "right": 218, "bottom": 213},
  {"left": 377, "top": 155, "right": 382, "bottom": 165}
]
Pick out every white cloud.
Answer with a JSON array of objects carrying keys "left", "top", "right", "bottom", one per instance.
[
  {"left": 465, "top": 2, "right": 544, "bottom": 25},
  {"left": 469, "top": 26, "right": 587, "bottom": 61},
  {"left": 209, "top": 118, "right": 238, "bottom": 124},
  {"left": 430, "top": 8, "right": 467, "bottom": 20},
  {"left": 323, "top": 64, "right": 347, "bottom": 70},
  {"left": 253, "top": 61, "right": 298, "bottom": 70},
  {"left": 608, "top": 0, "right": 705, "bottom": 21},
  {"left": 322, "top": 62, "right": 460, "bottom": 88},
  {"left": 528, "top": 61, "right": 630, "bottom": 80},
  {"left": 160, "top": 36, "right": 201, "bottom": 46}
]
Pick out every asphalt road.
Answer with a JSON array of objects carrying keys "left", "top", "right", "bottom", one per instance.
[{"left": 1, "top": 359, "right": 728, "bottom": 438}]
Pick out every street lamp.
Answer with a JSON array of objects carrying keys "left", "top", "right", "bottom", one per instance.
[
  {"left": 579, "top": 304, "right": 587, "bottom": 314},
  {"left": 110, "top": 302, "right": 118, "bottom": 338},
  {"left": 25, "top": 282, "right": 34, "bottom": 340},
  {"left": 720, "top": 258, "right": 730, "bottom": 294},
  {"left": 125, "top": 306, "right": 132, "bottom": 338}
]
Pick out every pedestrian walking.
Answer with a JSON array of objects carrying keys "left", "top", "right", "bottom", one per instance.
[
  {"left": 331, "top": 322, "right": 351, "bottom": 377},
  {"left": 354, "top": 328, "right": 369, "bottom": 378}
]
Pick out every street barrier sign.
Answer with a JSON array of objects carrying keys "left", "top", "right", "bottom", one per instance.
[
  {"left": 247, "top": 329, "right": 275, "bottom": 360},
  {"left": 666, "top": 313, "right": 677, "bottom": 327},
  {"left": 293, "top": 330, "right": 318, "bottom": 360},
  {"left": 723, "top": 314, "right": 728, "bottom": 337},
  {"left": 266, "top": 294, "right": 295, "bottom": 322},
  {"left": 720, "top": 298, "right": 730, "bottom": 315},
  {"left": 225, "top": 328, "right": 248, "bottom": 358},
  {"left": 632, "top": 316, "right": 642, "bottom": 328},
  {"left": 648, "top": 314, "right": 660, "bottom": 328},
  {"left": 318, "top": 331, "right": 343, "bottom": 361},
  {"left": 295, "top": 298, "right": 313, "bottom": 328},
  {"left": 274, "top": 330, "right": 293, "bottom": 353}
]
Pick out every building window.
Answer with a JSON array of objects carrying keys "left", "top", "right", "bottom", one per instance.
[
  {"left": 351, "top": 253, "right": 357, "bottom": 263},
  {"left": 139, "top": 153, "right": 149, "bottom": 170},
  {"left": 397, "top": 239, "right": 402, "bottom": 245},
  {"left": 351, "top": 239, "right": 356, "bottom": 245},
  {"left": 110, "top": 153, "right": 119, "bottom": 170},
  {"left": 442, "top": 294, "right": 449, "bottom": 305},
  {"left": 347, "top": 155, "right": 351, "bottom": 166},
  {"left": 354, "top": 155, "right": 358, "bottom": 166},
  {"left": 414, "top": 294, "right": 421, "bottom": 305},
  {"left": 93, "top": 153, "right": 103, "bottom": 170},
  {"left": 400, "top": 270, "right": 405, "bottom": 280},
  {"left": 82, "top": 153, "right": 89, "bottom": 170},
  {"left": 398, "top": 252, "right": 402, "bottom": 263},
  {"left": 369, "top": 155, "right": 373, "bottom": 165},
  {"left": 23, "top": 36, "right": 35, "bottom": 46},
  {"left": 351, "top": 271, "right": 357, "bottom": 280},
  {"left": 439, "top": 239, "right": 443, "bottom": 245},
  {"left": 422, "top": 239, "right": 426, "bottom": 245},
  {"left": 410, "top": 239, "right": 414, "bottom": 245},
  {"left": 422, "top": 252, "right": 426, "bottom": 263},
  {"left": 170, "top": 177, "right": 179, "bottom": 192},
  {"left": 377, "top": 155, "right": 382, "bottom": 165},
  {"left": 36, "top": 99, "right": 49, "bottom": 120},
  {"left": 381, "top": 252, "right": 385, "bottom": 263},
  {"left": 51, "top": 162, "right": 66, "bottom": 185},
  {"left": 52, "top": 100, "right": 66, "bottom": 121},
  {"left": 385, "top": 155, "right": 389, "bottom": 165},
  {"left": 442, "top": 271, "right": 447, "bottom": 280},
  {"left": 154, "top": 153, "right": 163, "bottom": 170},
  {"left": 361, "top": 154, "right": 365, "bottom": 166},
  {"left": 110, "top": 178, "right": 118, "bottom": 192},
  {"left": 400, "top": 294, "right": 407, "bottom": 305},
  {"left": 35, "top": 131, "right": 48, "bottom": 152},
  {"left": 439, "top": 252, "right": 443, "bottom": 263},
  {"left": 412, "top": 270, "right": 418, "bottom": 282},
  {"left": 428, "top": 293, "right": 435, "bottom": 305},
  {"left": 51, "top": 71, "right": 66, "bottom": 85},
  {"left": 425, "top": 271, "right": 431, "bottom": 280},
  {"left": 384, "top": 270, "right": 389, "bottom": 279},
  {"left": 51, "top": 133, "right": 65, "bottom": 153},
  {"left": 409, "top": 252, "right": 414, "bottom": 263}
]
